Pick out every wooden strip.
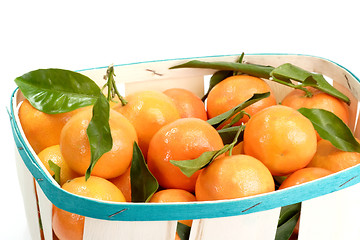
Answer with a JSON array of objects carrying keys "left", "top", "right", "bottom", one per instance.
[
  {"left": 83, "top": 218, "right": 177, "bottom": 240},
  {"left": 15, "top": 149, "right": 42, "bottom": 240},
  {"left": 189, "top": 208, "right": 280, "bottom": 240},
  {"left": 35, "top": 181, "right": 54, "bottom": 240},
  {"left": 298, "top": 182, "right": 360, "bottom": 240}
]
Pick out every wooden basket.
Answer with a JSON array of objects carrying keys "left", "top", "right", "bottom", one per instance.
[{"left": 9, "top": 54, "right": 360, "bottom": 240}]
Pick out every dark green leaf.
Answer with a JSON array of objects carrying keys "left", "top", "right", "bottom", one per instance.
[
  {"left": 131, "top": 142, "right": 159, "bottom": 203},
  {"left": 275, "top": 203, "right": 301, "bottom": 240},
  {"left": 48, "top": 160, "right": 61, "bottom": 185},
  {"left": 14, "top": 68, "right": 101, "bottom": 114},
  {"left": 177, "top": 222, "right": 191, "bottom": 240},
  {"left": 207, "top": 92, "right": 270, "bottom": 129},
  {"left": 202, "top": 70, "right": 233, "bottom": 101},
  {"left": 170, "top": 60, "right": 273, "bottom": 79},
  {"left": 217, "top": 126, "right": 244, "bottom": 145},
  {"left": 271, "top": 63, "right": 350, "bottom": 104},
  {"left": 85, "top": 94, "right": 113, "bottom": 180},
  {"left": 298, "top": 108, "right": 360, "bottom": 152}
]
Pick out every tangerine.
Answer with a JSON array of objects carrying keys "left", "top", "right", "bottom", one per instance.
[
  {"left": 243, "top": 105, "right": 317, "bottom": 176},
  {"left": 110, "top": 167, "right": 131, "bottom": 202},
  {"left": 52, "top": 176, "right": 125, "bottom": 240},
  {"left": 149, "top": 189, "right": 196, "bottom": 227},
  {"left": 18, "top": 99, "right": 80, "bottom": 154},
  {"left": 163, "top": 88, "right": 207, "bottom": 121},
  {"left": 147, "top": 118, "right": 224, "bottom": 192},
  {"left": 37, "top": 145, "right": 79, "bottom": 186},
  {"left": 279, "top": 167, "right": 333, "bottom": 190},
  {"left": 195, "top": 154, "right": 275, "bottom": 201},
  {"left": 113, "top": 90, "right": 180, "bottom": 156},
  {"left": 60, "top": 107, "right": 137, "bottom": 179},
  {"left": 307, "top": 139, "right": 360, "bottom": 172},
  {"left": 206, "top": 75, "right": 277, "bottom": 125}
]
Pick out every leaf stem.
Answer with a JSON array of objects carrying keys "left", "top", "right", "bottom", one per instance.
[{"left": 104, "top": 65, "right": 128, "bottom": 106}]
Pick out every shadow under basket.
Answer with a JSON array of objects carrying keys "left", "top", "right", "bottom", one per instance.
[{"left": 9, "top": 54, "right": 360, "bottom": 240}]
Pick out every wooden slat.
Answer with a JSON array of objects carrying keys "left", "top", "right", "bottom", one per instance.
[
  {"left": 298, "top": 182, "right": 360, "bottom": 240},
  {"left": 15, "top": 149, "right": 42, "bottom": 240},
  {"left": 35, "top": 181, "right": 54, "bottom": 240},
  {"left": 83, "top": 218, "right": 177, "bottom": 240},
  {"left": 189, "top": 208, "right": 280, "bottom": 240}
]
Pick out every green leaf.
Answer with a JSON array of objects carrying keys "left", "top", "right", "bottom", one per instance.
[
  {"left": 207, "top": 92, "right": 270, "bottom": 129},
  {"left": 202, "top": 70, "right": 233, "bottom": 101},
  {"left": 131, "top": 142, "right": 159, "bottom": 203},
  {"left": 217, "top": 126, "right": 244, "bottom": 145},
  {"left": 271, "top": 63, "right": 350, "bottom": 104},
  {"left": 177, "top": 222, "right": 191, "bottom": 240},
  {"left": 170, "top": 60, "right": 274, "bottom": 79},
  {"left": 85, "top": 94, "right": 113, "bottom": 180},
  {"left": 275, "top": 203, "right": 301, "bottom": 240},
  {"left": 14, "top": 68, "right": 101, "bottom": 114},
  {"left": 170, "top": 126, "right": 244, "bottom": 177},
  {"left": 48, "top": 160, "right": 61, "bottom": 185},
  {"left": 298, "top": 108, "right": 360, "bottom": 152}
]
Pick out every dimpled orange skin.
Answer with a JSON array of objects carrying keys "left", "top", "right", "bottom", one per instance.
[
  {"left": 18, "top": 99, "right": 80, "bottom": 154},
  {"left": 60, "top": 107, "right": 137, "bottom": 179},
  {"left": 281, "top": 87, "right": 349, "bottom": 125},
  {"left": 307, "top": 139, "right": 360, "bottom": 172},
  {"left": 110, "top": 167, "right": 131, "bottom": 202},
  {"left": 243, "top": 105, "right": 317, "bottom": 176},
  {"left": 206, "top": 75, "right": 277, "bottom": 125},
  {"left": 147, "top": 118, "right": 224, "bottom": 192},
  {"left": 163, "top": 88, "right": 207, "bottom": 121},
  {"left": 52, "top": 176, "right": 125, "bottom": 240},
  {"left": 113, "top": 90, "right": 180, "bottom": 157},
  {"left": 149, "top": 189, "right": 196, "bottom": 227},
  {"left": 279, "top": 167, "right": 333, "bottom": 190},
  {"left": 195, "top": 154, "right": 275, "bottom": 201},
  {"left": 37, "top": 145, "right": 80, "bottom": 186}
]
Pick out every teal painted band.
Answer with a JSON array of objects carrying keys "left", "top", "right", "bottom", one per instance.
[{"left": 10, "top": 54, "right": 360, "bottom": 221}]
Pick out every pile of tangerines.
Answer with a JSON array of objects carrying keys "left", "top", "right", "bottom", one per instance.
[{"left": 18, "top": 65, "right": 359, "bottom": 240}]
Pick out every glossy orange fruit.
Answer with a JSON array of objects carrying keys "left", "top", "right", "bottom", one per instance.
[
  {"left": 147, "top": 118, "right": 224, "bottom": 192},
  {"left": 110, "top": 167, "right": 131, "bottom": 202},
  {"left": 195, "top": 154, "right": 275, "bottom": 201},
  {"left": 52, "top": 176, "right": 125, "bottom": 240},
  {"left": 206, "top": 75, "right": 277, "bottom": 125},
  {"left": 113, "top": 90, "right": 180, "bottom": 156},
  {"left": 279, "top": 167, "right": 333, "bottom": 190},
  {"left": 149, "top": 189, "right": 196, "bottom": 227},
  {"left": 307, "top": 139, "right": 360, "bottom": 172},
  {"left": 243, "top": 105, "right": 317, "bottom": 176},
  {"left": 163, "top": 88, "right": 207, "bottom": 121},
  {"left": 60, "top": 107, "right": 137, "bottom": 179},
  {"left": 37, "top": 145, "right": 79, "bottom": 186},
  {"left": 18, "top": 99, "right": 80, "bottom": 154}
]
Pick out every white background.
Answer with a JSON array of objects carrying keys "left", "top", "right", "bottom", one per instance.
[{"left": 1, "top": 0, "right": 360, "bottom": 239}]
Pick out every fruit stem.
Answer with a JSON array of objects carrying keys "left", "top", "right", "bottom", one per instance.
[
  {"left": 104, "top": 64, "right": 128, "bottom": 106},
  {"left": 228, "top": 125, "right": 244, "bottom": 156}
]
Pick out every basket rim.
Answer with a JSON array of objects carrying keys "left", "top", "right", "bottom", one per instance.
[{"left": 10, "top": 53, "right": 360, "bottom": 221}]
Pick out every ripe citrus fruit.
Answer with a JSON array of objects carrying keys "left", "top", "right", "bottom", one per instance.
[
  {"left": 307, "top": 139, "right": 360, "bottom": 172},
  {"left": 206, "top": 75, "right": 277, "bottom": 125},
  {"left": 278, "top": 167, "right": 333, "bottom": 190},
  {"left": 149, "top": 189, "right": 196, "bottom": 227},
  {"left": 18, "top": 99, "right": 80, "bottom": 154},
  {"left": 243, "top": 105, "right": 317, "bottom": 176},
  {"left": 52, "top": 176, "right": 125, "bottom": 240},
  {"left": 147, "top": 118, "right": 224, "bottom": 192},
  {"left": 195, "top": 154, "right": 275, "bottom": 201},
  {"left": 163, "top": 88, "right": 207, "bottom": 121},
  {"left": 110, "top": 167, "right": 131, "bottom": 202},
  {"left": 113, "top": 90, "right": 180, "bottom": 156},
  {"left": 37, "top": 145, "right": 79, "bottom": 186},
  {"left": 281, "top": 87, "right": 349, "bottom": 125},
  {"left": 60, "top": 107, "right": 137, "bottom": 179}
]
